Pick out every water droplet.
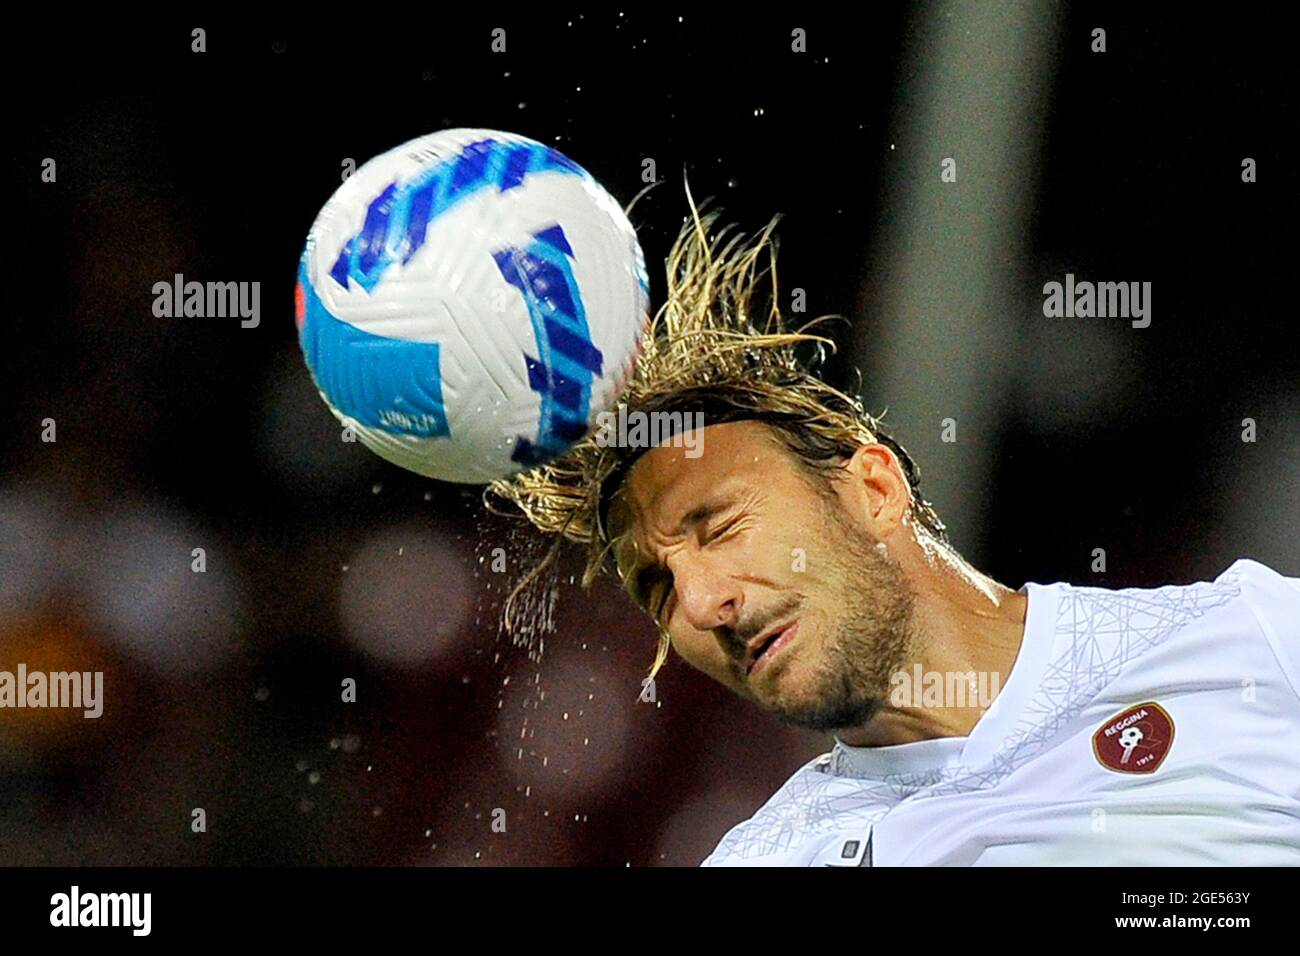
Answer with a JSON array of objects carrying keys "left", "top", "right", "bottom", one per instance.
[{"left": 308, "top": 771, "right": 321, "bottom": 785}]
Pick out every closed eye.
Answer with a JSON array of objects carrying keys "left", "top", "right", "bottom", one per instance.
[
  {"left": 624, "top": 504, "right": 744, "bottom": 620},
  {"left": 704, "top": 517, "right": 742, "bottom": 544}
]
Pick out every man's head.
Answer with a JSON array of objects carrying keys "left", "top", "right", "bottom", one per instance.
[
  {"left": 605, "top": 419, "right": 923, "bottom": 732},
  {"left": 485, "top": 195, "right": 946, "bottom": 732}
]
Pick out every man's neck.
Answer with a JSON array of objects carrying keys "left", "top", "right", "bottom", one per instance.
[{"left": 837, "top": 536, "right": 1029, "bottom": 748}]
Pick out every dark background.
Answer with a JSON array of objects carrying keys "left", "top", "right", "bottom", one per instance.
[{"left": 2, "top": 7, "right": 1294, "bottom": 864}]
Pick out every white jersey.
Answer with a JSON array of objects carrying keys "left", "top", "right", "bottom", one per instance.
[{"left": 701, "top": 559, "right": 1300, "bottom": 866}]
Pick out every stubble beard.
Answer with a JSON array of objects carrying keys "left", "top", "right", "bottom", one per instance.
[{"left": 765, "top": 495, "right": 918, "bottom": 735}]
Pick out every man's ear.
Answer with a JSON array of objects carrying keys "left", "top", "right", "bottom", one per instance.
[{"left": 842, "top": 443, "right": 911, "bottom": 535}]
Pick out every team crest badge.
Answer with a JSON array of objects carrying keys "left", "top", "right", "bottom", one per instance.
[{"left": 1092, "top": 701, "right": 1175, "bottom": 773}]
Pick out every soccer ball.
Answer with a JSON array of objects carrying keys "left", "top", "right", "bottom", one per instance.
[{"left": 295, "top": 128, "right": 650, "bottom": 484}]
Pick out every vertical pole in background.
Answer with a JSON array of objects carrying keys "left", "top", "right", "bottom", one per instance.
[{"left": 853, "top": 1, "right": 1062, "bottom": 560}]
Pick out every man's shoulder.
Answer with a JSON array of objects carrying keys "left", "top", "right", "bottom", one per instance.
[
  {"left": 1047, "top": 557, "right": 1294, "bottom": 642},
  {"left": 699, "top": 752, "right": 886, "bottom": 867},
  {"left": 1055, "top": 557, "right": 1295, "bottom": 601},
  {"left": 1221, "top": 556, "right": 1300, "bottom": 594},
  {"left": 1028, "top": 558, "right": 1297, "bottom": 698},
  {"left": 1221, "top": 558, "right": 1300, "bottom": 701},
  {"left": 1021, "top": 558, "right": 1300, "bottom": 757}
]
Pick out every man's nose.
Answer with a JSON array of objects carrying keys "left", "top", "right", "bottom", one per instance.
[{"left": 667, "top": 553, "right": 742, "bottom": 635}]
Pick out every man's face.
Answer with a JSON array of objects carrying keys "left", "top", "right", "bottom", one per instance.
[{"left": 608, "top": 421, "right": 917, "bottom": 733}]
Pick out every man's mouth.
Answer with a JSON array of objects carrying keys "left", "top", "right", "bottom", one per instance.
[{"left": 745, "top": 620, "right": 800, "bottom": 677}]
